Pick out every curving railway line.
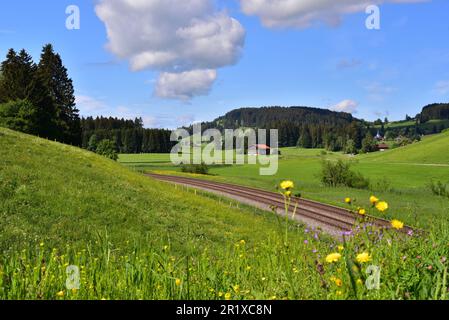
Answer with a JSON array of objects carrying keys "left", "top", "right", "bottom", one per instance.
[{"left": 147, "top": 173, "right": 416, "bottom": 237}]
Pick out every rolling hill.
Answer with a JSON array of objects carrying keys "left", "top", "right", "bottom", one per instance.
[{"left": 360, "top": 130, "right": 449, "bottom": 165}]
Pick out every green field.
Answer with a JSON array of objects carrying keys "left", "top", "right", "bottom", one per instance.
[
  {"left": 2, "top": 127, "right": 449, "bottom": 300},
  {"left": 119, "top": 131, "right": 449, "bottom": 228}
]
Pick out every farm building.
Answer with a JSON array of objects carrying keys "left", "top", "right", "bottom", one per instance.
[
  {"left": 248, "top": 144, "right": 271, "bottom": 155},
  {"left": 376, "top": 143, "right": 390, "bottom": 151}
]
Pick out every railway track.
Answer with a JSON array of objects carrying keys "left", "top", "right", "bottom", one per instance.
[{"left": 147, "top": 173, "right": 416, "bottom": 236}]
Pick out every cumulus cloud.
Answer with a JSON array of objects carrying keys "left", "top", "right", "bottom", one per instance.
[
  {"left": 95, "top": 0, "right": 245, "bottom": 100},
  {"left": 332, "top": 99, "right": 359, "bottom": 114},
  {"left": 155, "top": 69, "right": 217, "bottom": 100},
  {"left": 240, "top": 0, "right": 428, "bottom": 28}
]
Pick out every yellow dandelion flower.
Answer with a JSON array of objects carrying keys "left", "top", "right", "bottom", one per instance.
[
  {"left": 370, "top": 196, "right": 379, "bottom": 204},
  {"left": 56, "top": 291, "right": 64, "bottom": 297},
  {"left": 356, "top": 279, "right": 363, "bottom": 285},
  {"left": 345, "top": 197, "right": 352, "bottom": 204},
  {"left": 325, "top": 253, "right": 342, "bottom": 263},
  {"left": 175, "top": 278, "right": 182, "bottom": 286},
  {"left": 358, "top": 208, "right": 366, "bottom": 215},
  {"left": 284, "top": 191, "right": 292, "bottom": 197},
  {"left": 225, "top": 292, "right": 232, "bottom": 300},
  {"left": 336, "top": 291, "right": 343, "bottom": 296},
  {"left": 356, "top": 252, "right": 372, "bottom": 264},
  {"left": 239, "top": 240, "right": 246, "bottom": 245},
  {"left": 337, "top": 245, "right": 344, "bottom": 252},
  {"left": 375, "top": 201, "right": 389, "bottom": 212},
  {"left": 391, "top": 219, "right": 404, "bottom": 230},
  {"left": 280, "top": 180, "right": 294, "bottom": 190},
  {"left": 334, "top": 278, "right": 343, "bottom": 287}
]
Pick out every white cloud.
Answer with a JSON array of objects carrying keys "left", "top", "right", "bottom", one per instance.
[
  {"left": 363, "top": 82, "right": 396, "bottom": 101},
  {"left": 95, "top": 0, "right": 245, "bottom": 100},
  {"left": 434, "top": 81, "right": 449, "bottom": 95},
  {"left": 155, "top": 69, "right": 217, "bottom": 100},
  {"left": 240, "top": 0, "right": 428, "bottom": 28},
  {"left": 75, "top": 95, "right": 108, "bottom": 113},
  {"left": 332, "top": 99, "right": 359, "bottom": 114}
]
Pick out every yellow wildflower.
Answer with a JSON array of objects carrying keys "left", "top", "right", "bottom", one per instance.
[
  {"left": 175, "top": 278, "right": 182, "bottom": 286},
  {"left": 56, "top": 291, "right": 64, "bottom": 297},
  {"left": 370, "top": 196, "right": 379, "bottom": 204},
  {"left": 345, "top": 197, "right": 352, "bottom": 204},
  {"left": 239, "top": 240, "right": 246, "bottom": 245},
  {"left": 280, "top": 180, "right": 294, "bottom": 190},
  {"left": 391, "top": 219, "right": 404, "bottom": 230},
  {"left": 356, "top": 279, "right": 363, "bottom": 285},
  {"left": 375, "top": 201, "right": 389, "bottom": 212},
  {"left": 357, "top": 208, "right": 366, "bottom": 215},
  {"left": 337, "top": 245, "right": 344, "bottom": 252},
  {"left": 334, "top": 278, "right": 343, "bottom": 287},
  {"left": 225, "top": 292, "right": 231, "bottom": 300},
  {"left": 325, "top": 253, "right": 342, "bottom": 263},
  {"left": 284, "top": 191, "right": 292, "bottom": 197},
  {"left": 356, "top": 252, "right": 372, "bottom": 264}
]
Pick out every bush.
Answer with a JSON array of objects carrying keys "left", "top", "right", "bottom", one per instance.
[
  {"left": 0, "top": 99, "right": 38, "bottom": 134},
  {"left": 96, "top": 139, "right": 118, "bottom": 161},
  {"left": 429, "top": 180, "right": 449, "bottom": 198},
  {"left": 320, "top": 160, "right": 370, "bottom": 189},
  {"left": 180, "top": 162, "right": 209, "bottom": 175}
]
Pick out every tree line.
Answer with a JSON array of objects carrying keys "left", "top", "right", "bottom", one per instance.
[
  {"left": 0, "top": 45, "right": 81, "bottom": 145},
  {"left": 81, "top": 116, "right": 174, "bottom": 154},
  {"left": 0, "top": 45, "right": 175, "bottom": 155}
]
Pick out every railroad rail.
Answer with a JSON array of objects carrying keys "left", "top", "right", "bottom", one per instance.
[{"left": 147, "top": 173, "right": 416, "bottom": 236}]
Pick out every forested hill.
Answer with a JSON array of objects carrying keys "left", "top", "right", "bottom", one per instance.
[
  {"left": 420, "top": 103, "right": 449, "bottom": 122},
  {"left": 207, "top": 106, "right": 358, "bottom": 129}
]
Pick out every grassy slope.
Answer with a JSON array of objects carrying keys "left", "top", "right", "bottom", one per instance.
[
  {"left": 2, "top": 128, "right": 449, "bottom": 300},
  {"left": 359, "top": 130, "right": 449, "bottom": 164},
  {"left": 0, "top": 127, "right": 303, "bottom": 252}
]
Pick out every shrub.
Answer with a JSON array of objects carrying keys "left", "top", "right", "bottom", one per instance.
[
  {"left": 0, "top": 99, "right": 38, "bottom": 134},
  {"left": 95, "top": 139, "right": 118, "bottom": 161},
  {"left": 429, "top": 180, "right": 449, "bottom": 198},
  {"left": 181, "top": 162, "right": 209, "bottom": 175},
  {"left": 320, "top": 160, "right": 370, "bottom": 189}
]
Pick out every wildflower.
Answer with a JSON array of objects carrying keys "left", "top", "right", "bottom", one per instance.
[
  {"left": 337, "top": 245, "right": 344, "bottom": 252},
  {"left": 391, "top": 219, "right": 404, "bottom": 230},
  {"left": 407, "top": 229, "right": 414, "bottom": 237},
  {"left": 336, "top": 291, "right": 343, "bottom": 296},
  {"left": 40, "top": 242, "right": 45, "bottom": 247},
  {"left": 239, "top": 240, "right": 246, "bottom": 245},
  {"left": 370, "top": 196, "right": 379, "bottom": 205},
  {"left": 334, "top": 278, "right": 343, "bottom": 287},
  {"left": 56, "top": 291, "right": 64, "bottom": 297},
  {"left": 325, "top": 253, "right": 342, "bottom": 263},
  {"left": 225, "top": 292, "right": 232, "bottom": 300},
  {"left": 345, "top": 198, "right": 352, "bottom": 204},
  {"left": 280, "top": 180, "right": 294, "bottom": 190},
  {"left": 357, "top": 208, "right": 366, "bottom": 215},
  {"left": 375, "top": 201, "right": 388, "bottom": 212},
  {"left": 304, "top": 240, "right": 309, "bottom": 245},
  {"left": 246, "top": 266, "right": 251, "bottom": 271},
  {"left": 285, "top": 191, "right": 292, "bottom": 197},
  {"left": 356, "top": 279, "right": 363, "bottom": 285},
  {"left": 233, "top": 285, "right": 240, "bottom": 293},
  {"left": 175, "top": 279, "right": 182, "bottom": 286},
  {"left": 356, "top": 252, "right": 372, "bottom": 264}
]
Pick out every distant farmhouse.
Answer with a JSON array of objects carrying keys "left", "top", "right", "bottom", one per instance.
[{"left": 248, "top": 144, "right": 271, "bottom": 155}]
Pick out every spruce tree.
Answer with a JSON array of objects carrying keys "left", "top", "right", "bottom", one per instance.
[{"left": 37, "top": 44, "right": 81, "bottom": 145}]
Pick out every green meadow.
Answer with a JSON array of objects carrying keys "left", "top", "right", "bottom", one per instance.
[
  {"left": 119, "top": 131, "right": 449, "bottom": 228},
  {"left": 1, "top": 127, "right": 449, "bottom": 300}
]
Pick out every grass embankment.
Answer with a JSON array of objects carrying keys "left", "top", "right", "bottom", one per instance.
[{"left": 1, "top": 128, "right": 448, "bottom": 300}]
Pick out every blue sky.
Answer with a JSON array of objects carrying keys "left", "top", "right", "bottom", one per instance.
[{"left": 1, "top": 0, "right": 449, "bottom": 128}]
